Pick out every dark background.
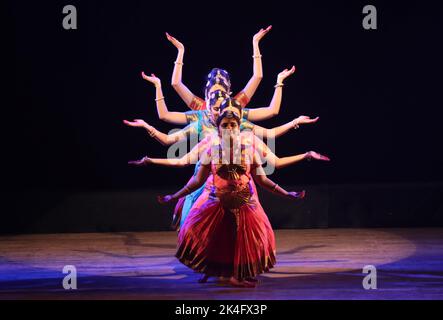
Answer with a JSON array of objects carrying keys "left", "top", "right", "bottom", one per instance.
[{"left": 5, "top": 1, "right": 443, "bottom": 233}]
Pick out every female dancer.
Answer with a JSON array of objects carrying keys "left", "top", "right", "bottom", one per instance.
[
  {"left": 128, "top": 98, "right": 329, "bottom": 229},
  {"left": 166, "top": 26, "right": 272, "bottom": 110},
  {"left": 126, "top": 66, "right": 297, "bottom": 230},
  {"left": 157, "top": 98, "right": 307, "bottom": 287}
]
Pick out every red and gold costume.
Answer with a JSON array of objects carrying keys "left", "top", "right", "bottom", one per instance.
[
  {"left": 176, "top": 135, "right": 276, "bottom": 280},
  {"left": 189, "top": 91, "right": 250, "bottom": 111}
]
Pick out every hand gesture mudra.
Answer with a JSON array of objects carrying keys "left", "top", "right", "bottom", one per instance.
[
  {"left": 294, "top": 115, "right": 320, "bottom": 126},
  {"left": 165, "top": 32, "right": 184, "bottom": 51},
  {"left": 123, "top": 119, "right": 148, "bottom": 129},
  {"left": 253, "top": 25, "right": 272, "bottom": 43},
  {"left": 128, "top": 156, "right": 151, "bottom": 166},
  {"left": 141, "top": 71, "right": 161, "bottom": 87},
  {"left": 157, "top": 195, "right": 174, "bottom": 204},
  {"left": 305, "top": 151, "right": 330, "bottom": 162},
  {"left": 287, "top": 190, "right": 306, "bottom": 200},
  {"left": 277, "top": 66, "right": 296, "bottom": 84}
]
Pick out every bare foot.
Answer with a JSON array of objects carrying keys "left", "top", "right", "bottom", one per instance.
[{"left": 228, "top": 277, "right": 256, "bottom": 288}]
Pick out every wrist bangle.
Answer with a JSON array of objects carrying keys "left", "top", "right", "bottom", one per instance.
[
  {"left": 184, "top": 186, "right": 191, "bottom": 193},
  {"left": 293, "top": 120, "right": 299, "bottom": 129},
  {"left": 155, "top": 97, "right": 165, "bottom": 102},
  {"left": 274, "top": 83, "right": 284, "bottom": 88},
  {"left": 272, "top": 183, "right": 279, "bottom": 192},
  {"left": 149, "top": 129, "right": 156, "bottom": 137},
  {"left": 252, "top": 55, "right": 262, "bottom": 59},
  {"left": 174, "top": 61, "right": 184, "bottom": 65}
]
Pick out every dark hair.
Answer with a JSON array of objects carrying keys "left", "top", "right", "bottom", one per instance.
[
  {"left": 207, "top": 68, "right": 231, "bottom": 87},
  {"left": 216, "top": 98, "right": 242, "bottom": 127},
  {"left": 204, "top": 77, "right": 230, "bottom": 98}
]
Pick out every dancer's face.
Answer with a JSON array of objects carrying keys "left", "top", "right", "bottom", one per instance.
[
  {"left": 210, "top": 99, "right": 222, "bottom": 121},
  {"left": 218, "top": 117, "right": 239, "bottom": 135}
]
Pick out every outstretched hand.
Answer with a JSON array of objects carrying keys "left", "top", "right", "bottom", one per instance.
[
  {"left": 294, "top": 116, "right": 319, "bottom": 126},
  {"left": 277, "top": 66, "right": 296, "bottom": 84},
  {"left": 253, "top": 25, "right": 272, "bottom": 43},
  {"left": 157, "top": 195, "right": 174, "bottom": 204},
  {"left": 287, "top": 190, "right": 306, "bottom": 200},
  {"left": 306, "top": 151, "right": 330, "bottom": 162},
  {"left": 141, "top": 71, "right": 161, "bottom": 87},
  {"left": 123, "top": 119, "right": 148, "bottom": 129},
  {"left": 165, "top": 32, "right": 184, "bottom": 51},
  {"left": 128, "top": 156, "right": 151, "bottom": 166}
]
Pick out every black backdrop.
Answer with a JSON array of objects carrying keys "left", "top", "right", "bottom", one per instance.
[{"left": 5, "top": 1, "right": 443, "bottom": 233}]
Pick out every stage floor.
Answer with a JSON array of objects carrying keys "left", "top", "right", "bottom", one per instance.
[{"left": 1, "top": 228, "right": 442, "bottom": 299}]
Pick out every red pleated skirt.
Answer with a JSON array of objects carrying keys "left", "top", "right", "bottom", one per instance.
[{"left": 176, "top": 187, "right": 276, "bottom": 280}]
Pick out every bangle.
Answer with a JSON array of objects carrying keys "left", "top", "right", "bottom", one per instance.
[
  {"left": 184, "top": 186, "right": 191, "bottom": 193},
  {"left": 155, "top": 97, "right": 165, "bottom": 102},
  {"left": 293, "top": 120, "right": 300, "bottom": 129},
  {"left": 252, "top": 55, "right": 262, "bottom": 59},
  {"left": 174, "top": 61, "right": 184, "bottom": 65},
  {"left": 149, "top": 129, "right": 156, "bottom": 137},
  {"left": 272, "top": 183, "right": 279, "bottom": 192},
  {"left": 274, "top": 83, "right": 284, "bottom": 88}
]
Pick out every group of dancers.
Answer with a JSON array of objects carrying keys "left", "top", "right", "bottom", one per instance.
[{"left": 125, "top": 26, "right": 330, "bottom": 287}]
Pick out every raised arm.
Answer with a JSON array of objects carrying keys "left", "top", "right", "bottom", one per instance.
[
  {"left": 141, "top": 72, "right": 188, "bottom": 125},
  {"left": 123, "top": 119, "right": 197, "bottom": 146},
  {"left": 246, "top": 66, "right": 296, "bottom": 122},
  {"left": 251, "top": 155, "right": 305, "bottom": 199},
  {"left": 158, "top": 162, "right": 211, "bottom": 203},
  {"left": 252, "top": 115, "right": 319, "bottom": 139},
  {"left": 166, "top": 33, "right": 196, "bottom": 108},
  {"left": 238, "top": 26, "right": 271, "bottom": 101}
]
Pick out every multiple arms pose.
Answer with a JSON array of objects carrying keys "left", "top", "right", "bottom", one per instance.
[
  {"left": 129, "top": 29, "right": 330, "bottom": 185},
  {"left": 157, "top": 148, "right": 304, "bottom": 204},
  {"left": 142, "top": 66, "right": 295, "bottom": 129},
  {"left": 166, "top": 26, "right": 271, "bottom": 109},
  {"left": 124, "top": 113, "right": 319, "bottom": 146},
  {"left": 166, "top": 30, "right": 295, "bottom": 121},
  {"left": 128, "top": 129, "right": 330, "bottom": 170}
]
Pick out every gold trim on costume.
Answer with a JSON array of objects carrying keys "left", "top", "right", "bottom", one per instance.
[{"left": 190, "top": 96, "right": 205, "bottom": 110}]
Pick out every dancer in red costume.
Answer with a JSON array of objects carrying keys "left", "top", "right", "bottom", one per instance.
[{"left": 158, "top": 98, "right": 308, "bottom": 288}]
